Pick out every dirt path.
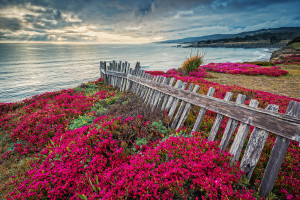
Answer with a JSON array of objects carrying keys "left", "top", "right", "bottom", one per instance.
[{"left": 204, "top": 64, "right": 300, "bottom": 100}]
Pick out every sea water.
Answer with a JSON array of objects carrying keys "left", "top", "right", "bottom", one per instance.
[{"left": 0, "top": 43, "right": 276, "bottom": 103}]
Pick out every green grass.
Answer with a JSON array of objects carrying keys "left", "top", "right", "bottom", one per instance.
[{"left": 288, "top": 42, "right": 300, "bottom": 50}]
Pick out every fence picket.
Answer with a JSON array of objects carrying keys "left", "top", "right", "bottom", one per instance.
[
  {"left": 240, "top": 104, "right": 279, "bottom": 179},
  {"left": 229, "top": 99, "right": 259, "bottom": 164},
  {"left": 175, "top": 85, "right": 200, "bottom": 130},
  {"left": 156, "top": 78, "right": 171, "bottom": 109},
  {"left": 219, "top": 94, "right": 246, "bottom": 151},
  {"left": 171, "top": 83, "right": 194, "bottom": 129},
  {"left": 191, "top": 87, "right": 215, "bottom": 132},
  {"left": 168, "top": 82, "right": 188, "bottom": 120},
  {"left": 141, "top": 74, "right": 151, "bottom": 100},
  {"left": 147, "top": 76, "right": 161, "bottom": 105},
  {"left": 151, "top": 76, "right": 166, "bottom": 109},
  {"left": 259, "top": 101, "right": 300, "bottom": 197},
  {"left": 143, "top": 75, "right": 154, "bottom": 101},
  {"left": 144, "top": 76, "right": 156, "bottom": 105},
  {"left": 161, "top": 78, "right": 176, "bottom": 111},
  {"left": 165, "top": 80, "right": 183, "bottom": 111},
  {"left": 208, "top": 92, "right": 233, "bottom": 141},
  {"left": 136, "top": 70, "right": 145, "bottom": 95}
]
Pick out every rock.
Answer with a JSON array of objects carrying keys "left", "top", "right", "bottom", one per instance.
[{"left": 270, "top": 46, "right": 300, "bottom": 63}]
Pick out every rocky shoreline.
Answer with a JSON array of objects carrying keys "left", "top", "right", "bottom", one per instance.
[{"left": 270, "top": 46, "right": 300, "bottom": 62}]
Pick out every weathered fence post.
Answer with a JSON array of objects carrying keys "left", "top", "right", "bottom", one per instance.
[
  {"left": 191, "top": 87, "right": 215, "bottom": 132},
  {"left": 175, "top": 85, "right": 200, "bottom": 129},
  {"left": 259, "top": 101, "right": 300, "bottom": 197},
  {"left": 208, "top": 92, "right": 233, "bottom": 141},
  {"left": 240, "top": 104, "right": 279, "bottom": 179},
  {"left": 171, "top": 83, "right": 194, "bottom": 129},
  {"left": 229, "top": 99, "right": 259, "bottom": 164},
  {"left": 219, "top": 94, "right": 246, "bottom": 151}
]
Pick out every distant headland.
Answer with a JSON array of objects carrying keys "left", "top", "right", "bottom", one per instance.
[{"left": 157, "top": 27, "right": 300, "bottom": 49}]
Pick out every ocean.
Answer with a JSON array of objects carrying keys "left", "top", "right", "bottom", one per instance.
[{"left": 0, "top": 43, "right": 276, "bottom": 103}]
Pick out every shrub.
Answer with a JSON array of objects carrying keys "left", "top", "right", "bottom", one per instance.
[
  {"left": 243, "top": 61, "right": 275, "bottom": 66},
  {"left": 181, "top": 51, "right": 204, "bottom": 73}
]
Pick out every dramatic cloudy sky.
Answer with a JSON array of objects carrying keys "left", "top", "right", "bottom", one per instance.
[{"left": 0, "top": 0, "right": 299, "bottom": 43}]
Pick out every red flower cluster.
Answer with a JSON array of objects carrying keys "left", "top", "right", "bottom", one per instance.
[
  {"left": 143, "top": 70, "right": 299, "bottom": 199},
  {"left": 200, "top": 63, "right": 288, "bottom": 76},
  {"left": 8, "top": 115, "right": 255, "bottom": 199},
  {"left": 1, "top": 79, "right": 116, "bottom": 156}
]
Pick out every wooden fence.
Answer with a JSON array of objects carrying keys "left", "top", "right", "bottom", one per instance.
[{"left": 99, "top": 60, "right": 300, "bottom": 197}]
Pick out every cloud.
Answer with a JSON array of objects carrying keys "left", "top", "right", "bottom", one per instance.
[
  {"left": 0, "top": 0, "right": 299, "bottom": 42},
  {"left": 0, "top": 17, "right": 22, "bottom": 31}
]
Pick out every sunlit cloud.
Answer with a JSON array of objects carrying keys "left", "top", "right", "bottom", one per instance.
[{"left": 0, "top": 0, "right": 299, "bottom": 43}]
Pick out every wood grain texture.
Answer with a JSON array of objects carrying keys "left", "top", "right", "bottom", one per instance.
[
  {"left": 171, "top": 83, "right": 194, "bottom": 129},
  {"left": 141, "top": 74, "right": 151, "bottom": 100},
  {"left": 117, "top": 62, "right": 121, "bottom": 89},
  {"left": 240, "top": 104, "right": 279, "bottom": 179},
  {"left": 145, "top": 76, "right": 159, "bottom": 105},
  {"left": 149, "top": 76, "right": 163, "bottom": 107},
  {"left": 229, "top": 99, "right": 259, "bottom": 165},
  {"left": 192, "top": 87, "right": 215, "bottom": 132},
  {"left": 136, "top": 70, "right": 145, "bottom": 95},
  {"left": 175, "top": 85, "right": 200, "bottom": 130},
  {"left": 259, "top": 101, "right": 300, "bottom": 197},
  {"left": 103, "top": 61, "right": 108, "bottom": 85},
  {"left": 139, "top": 73, "right": 149, "bottom": 99},
  {"left": 156, "top": 77, "right": 171, "bottom": 109},
  {"left": 120, "top": 62, "right": 126, "bottom": 91},
  {"left": 132, "top": 68, "right": 140, "bottom": 93},
  {"left": 208, "top": 92, "right": 233, "bottom": 141},
  {"left": 161, "top": 78, "right": 176, "bottom": 111},
  {"left": 125, "top": 67, "right": 132, "bottom": 91},
  {"left": 122, "top": 62, "right": 129, "bottom": 91},
  {"left": 165, "top": 80, "right": 183, "bottom": 111},
  {"left": 168, "top": 82, "right": 188, "bottom": 120},
  {"left": 151, "top": 76, "right": 167, "bottom": 110},
  {"left": 143, "top": 75, "right": 154, "bottom": 101},
  {"left": 219, "top": 94, "right": 246, "bottom": 151}
]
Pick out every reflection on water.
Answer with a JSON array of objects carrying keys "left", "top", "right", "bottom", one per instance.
[{"left": 0, "top": 43, "right": 276, "bottom": 103}]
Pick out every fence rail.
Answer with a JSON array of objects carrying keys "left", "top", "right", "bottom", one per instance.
[{"left": 99, "top": 60, "right": 300, "bottom": 197}]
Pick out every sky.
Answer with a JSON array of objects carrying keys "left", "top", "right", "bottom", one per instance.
[{"left": 0, "top": 0, "right": 299, "bottom": 44}]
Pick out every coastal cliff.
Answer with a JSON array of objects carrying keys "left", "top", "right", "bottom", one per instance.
[
  {"left": 186, "top": 42, "right": 286, "bottom": 48},
  {"left": 270, "top": 37, "right": 300, "bottom": 62}
]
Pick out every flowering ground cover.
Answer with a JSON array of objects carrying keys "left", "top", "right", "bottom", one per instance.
[
  {"left": 1, "top": 74, "right": 299, "bottom": 199},
  {"left": 147, "top": 69, "right": 300, "bottom": 199},
  {"left": 148, "top": 62, "right": 288, "bottom": 80},
  {"left": 274, "top": 54, "right": 300, "bottom": 65},
  {"left": 200, "top": 63, "right": 289, "bottom": 77},
  {"left": 7, "top": 115, "right": 255, "bottom": 200},
  {"left": 1, "top": 79, "right": 255, "bottom": 199}
]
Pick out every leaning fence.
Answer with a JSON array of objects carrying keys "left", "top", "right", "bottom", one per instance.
[{"left": 99, "top": 60, "right": 300, "bottom": 197}]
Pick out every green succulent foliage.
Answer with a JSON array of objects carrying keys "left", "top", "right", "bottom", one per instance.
[
  {"left": 74, "top": 87, "right": 84, "bottom": 93},
  {"left": 85, "top": 83, "right": 98, "bottom": 97},
  {"left": 90, "top": 102, "right": 107, "bottom": 115},
  {"left": 106, "top": 95, "right": 120, "bottom": 105},
  {"left": 151, "top": 120, "right": 169, "bottom": 134},
  {"left": 133, "top": 137, "right": 148, "bottom": 153},
  {"left": 135, "top": 137, "right": 148, "bottom": 146},
  {"left": 69, "top": 115, "right": 96, "bottom": 130}
]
